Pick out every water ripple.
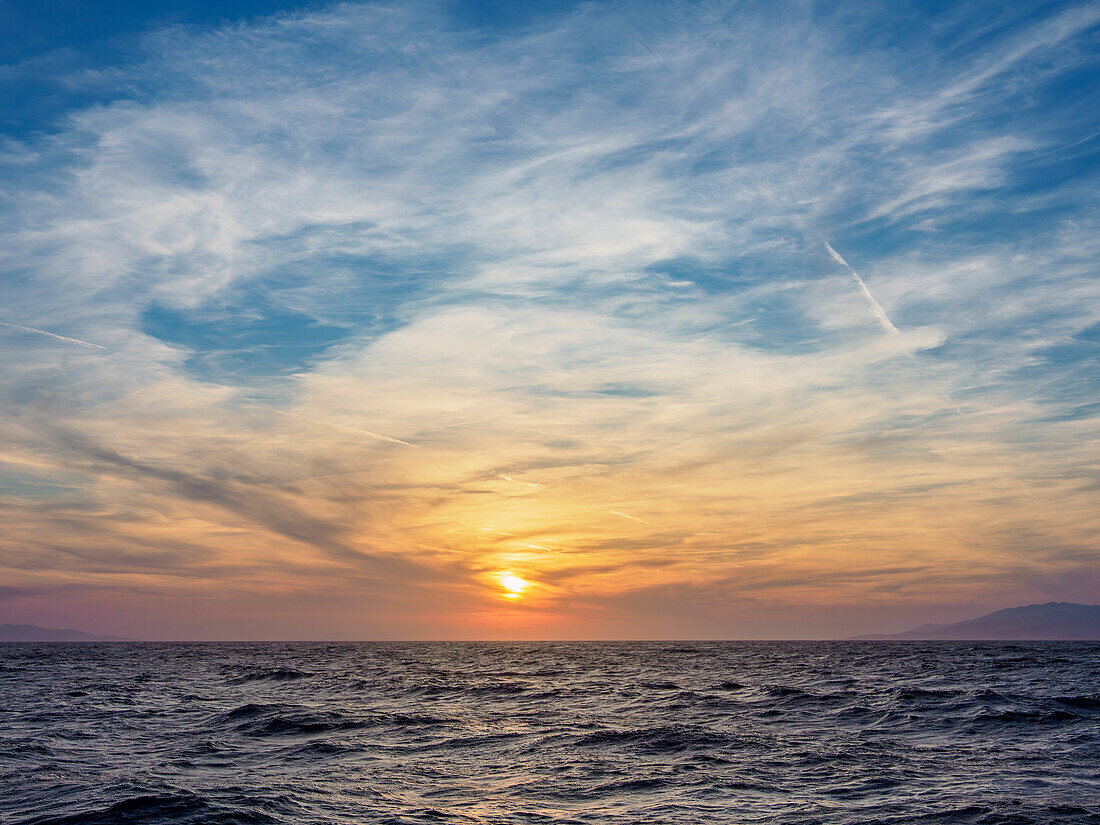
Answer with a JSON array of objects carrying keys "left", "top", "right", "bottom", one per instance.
[{"left": 1, "top": 642, "right": 1098, "bottom": 823}]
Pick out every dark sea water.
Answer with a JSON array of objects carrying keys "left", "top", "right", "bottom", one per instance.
[{"left": 1, "top": 642, "right": 1098, "bottom": 824}]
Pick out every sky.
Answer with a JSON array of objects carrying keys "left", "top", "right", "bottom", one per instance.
[{"left": 0, "top": 0, "right": 1097, "bottom": 640}]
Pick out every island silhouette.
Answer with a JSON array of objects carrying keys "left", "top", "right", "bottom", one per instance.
[{"left": 851, "top": 602, "right": 1100, "bottom": 641}]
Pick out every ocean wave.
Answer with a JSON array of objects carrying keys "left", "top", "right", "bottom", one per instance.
[
  {"left": 890, "top": 687, "right": 962, "bottom": 701},
  {"left": 715, "top": 680, "right": 745, "bottom": 690},
  {"left": 1052, "top": 695, "right": 1100, "bottom": 710},
  {"left": 968, "top": 709, "right": 1082, "bottom": 727},
  {"left": 2, "top": 641, "right": 1098, "bottom": 823},
  {"left": 216, "top": 704, "right": 367, "bottom": 737},
  {"left": 575, "top": 724, "right": 737, "bottom": 752},
  {"left": 226, "top": 668, "right": 314, "bottom": 684},
  {"left": 14, "top": 794, "right": 279, "bottom": 825}
]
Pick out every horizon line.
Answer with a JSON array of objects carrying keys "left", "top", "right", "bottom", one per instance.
[{"left": 3, "top": 637, "right": 1096, "bottom": 644}]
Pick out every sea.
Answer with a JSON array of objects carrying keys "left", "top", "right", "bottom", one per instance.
[{"left": 1, "top": 642, "right": 1098, "bottom": 824}]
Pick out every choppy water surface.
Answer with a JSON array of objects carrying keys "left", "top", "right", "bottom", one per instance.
[{"left": 1, "top": 642, "right": 1098, "bottom": 824}]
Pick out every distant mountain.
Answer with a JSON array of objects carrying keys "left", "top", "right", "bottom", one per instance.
[
  {"left": 0, "top": 623, "right": 132, "bottom": 642},
  {"left": 853, "top": 602, "right": 1100, "bottom": 641}
]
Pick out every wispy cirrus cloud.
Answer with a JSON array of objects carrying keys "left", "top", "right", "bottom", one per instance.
[{"left": 0, "top": 0, "right": 1097, "bottom": 639}]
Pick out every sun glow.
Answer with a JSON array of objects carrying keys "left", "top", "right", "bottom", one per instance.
[{"left": 498, "top": 573, "right": 530, "bottom": 599}]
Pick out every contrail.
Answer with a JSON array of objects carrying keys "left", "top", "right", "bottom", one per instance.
[
  {"left": 824, "top": 243, "right": 900, "bottom": 335},
  {"left": 277, "top": 411, "right": 416, "bottom": 447},
  {"left": 0, "top": 320, "right": 107, "bottom": 350},
  {"left": 623, "top": 20, "right": 664, "bottom": 64},
  {"left": 824, "top": 242, "right": 963, "bottom": 416}
]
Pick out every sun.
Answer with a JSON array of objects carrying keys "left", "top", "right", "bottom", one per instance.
[{"left": 497, "top": 573, "right": 530, "bottom": 599}]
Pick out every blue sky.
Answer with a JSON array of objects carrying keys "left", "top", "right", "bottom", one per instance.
[{"left": 0, "top": 0, "right": 1098, "bottom": 639}]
